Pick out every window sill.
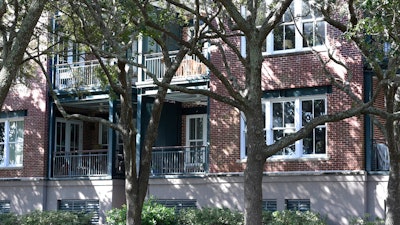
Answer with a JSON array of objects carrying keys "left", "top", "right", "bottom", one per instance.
[
  {"left": 262, "top": 46, "right": 327, "bottom": 58},
  {"left": 267, "top": 155, "right": 329, "bottom": 162},
  {"left": 0, "top": 166, "right": 23, "bottom": 170},
  {"left": 237, "top": 155, "right": 329, "bottom": 163}
]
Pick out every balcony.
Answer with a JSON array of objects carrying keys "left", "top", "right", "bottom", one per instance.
[
  {"left": 52, "top": 149, "right": 108, "bottom": 178},
  {"left": 54, "top": 60, "right": 101, "bottom": 90},
  {"left": 137, "top": 51, "right": 208, "bottom": 86},
  {"left": 151, "top": 146, "right": 208, "bottom": 176}
]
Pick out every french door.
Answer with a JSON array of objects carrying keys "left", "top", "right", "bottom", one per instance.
[
  {"left": 55, "top": 118, "right": 83, "bottom": 153},
  {"left": 185, "top": 114, "right": 207, "bottom": 168}
]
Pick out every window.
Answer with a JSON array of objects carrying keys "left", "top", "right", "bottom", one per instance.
[
  {"left": 263, "top": 0, "right": 326, "bottom": 54},
  {"left": 240, "top": 93, "right": 327, "bottom": 159},
  {"left": 267, "top": 96, "right": 326, "bottom": 157},
  {"left": 286, "top": 199, "right": 310, "bottom": 211},
  {"left": 58, "top": 199, "right": 99, "bottom": 224},
  {"left": 0, "top": 200, "right": 11, "bottom": 214},
  {"left": 0, "top": 118, "right": 24, "bottom": 167}
]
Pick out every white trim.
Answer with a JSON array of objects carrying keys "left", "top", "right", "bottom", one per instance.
[
  {"left": 263, "top": 0, "right": 327, "bottom": 55},
  {"left": 0, "top": 118, "right": 24, "bottom": 168}
]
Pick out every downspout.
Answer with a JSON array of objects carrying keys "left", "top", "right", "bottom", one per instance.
[{"left": 364, "top": 70, "right": 373, "bottom": 216}]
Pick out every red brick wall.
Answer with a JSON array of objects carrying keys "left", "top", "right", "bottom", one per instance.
[
  {"left": 208, "top": 22, "right": 365, "bottom": 172},
  {"left": 0, "top": 69, "right": 49, "bottom": 177}
]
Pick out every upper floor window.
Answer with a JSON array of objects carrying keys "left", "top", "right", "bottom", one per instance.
[
  {"left": 263, "top": 0, "right": 326, "bottom": 54},
  {"left": 0, "top": 118, "right": 24, "bottom": 167}
]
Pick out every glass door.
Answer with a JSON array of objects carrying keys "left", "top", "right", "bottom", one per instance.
[{"left": 185, "top": 114, "right": 207, "bottom": 171}]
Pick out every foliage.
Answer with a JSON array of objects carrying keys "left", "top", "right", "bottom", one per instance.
[
  {"left": 262, "top": 210, "right": 327, "bottom": 225},
  {"left": 142, "top": 199, "right": 177, "bottom": 225},
  {"left": 106, "top": 204, "right": 127, "bottom": 225},
  {"left": 177, "top": 208, "right": 244, "bottom": 225},
  {"left": 0, "top": 213, "right": 19, "bottom": 225},
  {"left": 349, "top": 214, "right": 385, "bottom": 225},
  {"left": 0, "top": 211, "right": 92, "bottom": 225},
  {"left": 106, "top": 199, "right": 177, "bottom": 225}
]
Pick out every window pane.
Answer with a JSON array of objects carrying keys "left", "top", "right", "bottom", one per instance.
[
  {"left": 315, "top": 21, "right": 325, "bottom": 46},
  {"left": 196, "top": 118, "right": 203, "bottom": 140},
  {"left": 284, "top": 101, "right": 295, "bottom": 125},
  {"left": 303, "top": 132, "right": 314, "bottom": 154},
  {"left": 274, "top": 26, "right": 284, "bottom": 51},
  {"left": 189, "top": 119, "right": 196, "bottom": 139},
  {"left": 0, "top": 144, "right": 4, "bottom": 165},
  {"left": 302, "top": 22, "right": 313, "bottom": 47},
  {"left": 302, "top": 100, "right": 313, "bottom": 125},
  {"left": 283, "top": 2, "right": 295, "bottom": 22},
  {"left": 315, "top": 127, "right": 326, "bottom": 154},
  {"left": 314, "top": 99, "right": 325, "bottom": 117},
  {"left": 273, "top": 103, "right": 283, "bottom": 127},
  {"left": 0, "top": 122, "right": 5, "bottom": 142},
  {"left": 284, "top": 25, "right": 296, "bottom": 50},
  {"left": 9, "top": 143, "right": 23, "bottom": 165}
]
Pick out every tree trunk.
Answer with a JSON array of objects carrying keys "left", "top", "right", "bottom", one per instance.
[
  {"left": 385, "top": 86, "right": 400, "bottom": 225},
  {"left": 243, "top": 109, "right": 266, "bottom": 225},
  {"left": 244, "top": 156, "right": 265, "bottom": 225}
]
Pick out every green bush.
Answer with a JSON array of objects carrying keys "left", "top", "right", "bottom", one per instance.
[
  {"left": 263, "top": 210, "right": 327, "bottom": 225},
  {"left": 177, "top": 208, "right": 244, "bottom": 225},
  {"left": 349, "top": 214, "right": 384, "bottom": 225},
  {"left": 106, "top": 199, "right": 177, "bottom": 225},
  {"left": 142, "top": 200, "right": 177, "bottom": 225},
  {"left": 0, "top": 211, "right": 92, "bottom": 225},
  {"left": 0, "top": 213, "right": 19, "bottom": 225}
]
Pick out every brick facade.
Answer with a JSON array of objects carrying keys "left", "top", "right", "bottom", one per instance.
[
  {"left": 0, "top": 70, "right": 49, "bottom": 178},
  {"left": 208, "top": 21, "right": 365, "bottom": 173}
]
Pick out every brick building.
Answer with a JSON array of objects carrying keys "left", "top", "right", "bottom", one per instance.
[{"left": 0, "top": 1, "right": 389, "bottom": 224}]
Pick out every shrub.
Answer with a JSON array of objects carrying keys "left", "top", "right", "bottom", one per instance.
[
  {"left": 349, "top": 214, "right": 384, "bottom": 225},
  {"left": 0, "top": 213, "right": 19, "bottom": 225},
  {"left": 263, "top": 210, "right": 327, "bottom": 225},
  {"left": 20, "top": 210, "right": 92, "bottom": 225},
  {"left": 142, "top": 200, "right": 177, "bottom": 225},
  {"left": 106, "top": 199, "right": 177, "bottom": 225},
  {"left": 177, "top": 208, "right": 244, "bottom": 225},
  {"left": 0, "top": 211, "right": 92, "bottom": 225}
]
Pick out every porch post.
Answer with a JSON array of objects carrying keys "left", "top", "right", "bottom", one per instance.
[
  {"left": 136, "top": 94, "right": 142, "bottom": 176},
  {"left": 108, "top": 99, "right": 116, "bottom": 177}
]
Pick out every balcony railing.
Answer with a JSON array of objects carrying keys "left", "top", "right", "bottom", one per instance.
[
  {"left": 139, "top": 51, "right": 207, "bottom": 83},
  {"left": 54, "top": 60, "right": 101, "bottom": 90},
  {"left": 151, "top": 145, "right": 208, "bottom": 176},
  {"left": 52, "top": 149, "right": 108, "bottom": 178}
]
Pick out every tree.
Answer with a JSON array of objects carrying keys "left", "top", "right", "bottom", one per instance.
[
  {"left": 0, "top": 0, "right": 48, "bottom": 108},
  {"left": 137, "top": 0, "right": 375, "bottom": 224},
  {"left": 318, "top": 0, "right": 400, "bottom": 224},
  {"left": 44, "top": 1, "right": 196, "bottom": 224}
]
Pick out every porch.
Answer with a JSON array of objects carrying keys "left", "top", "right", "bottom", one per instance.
[
  {"left": 53, "top": 52, "right": 207, "bottom": 91},
  {"left": 51, "top": 146, "right": 208, "bottom": 178},
  {"left": 52, "top": 149, "right": 109, "bottom": 178},
  {"left": 151, "top": 145, "right": 208, "bottom": 176}
]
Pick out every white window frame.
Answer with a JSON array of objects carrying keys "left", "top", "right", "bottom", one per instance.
[
  {"left": 240, "top": 95, "right": 327, "bottom": 160},
  {"left": 263, "top": 0, "right": 327, "bottom": 55},
  {"left": 0, "top": 118, "right": 24, "bottom": 168}
]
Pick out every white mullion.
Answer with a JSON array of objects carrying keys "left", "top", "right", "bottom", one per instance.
[
  {"left": 265, "top": 101, "right": 273, "bottom": 145},
  {"left": 294, "top": 98, "right": 302, "bottom": 157},
  {"left": 4, "top": 121, "right": 9, "bottom": 166},
  {"left": 294, "top": 0, "right": 303, "bottom": 51}
]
